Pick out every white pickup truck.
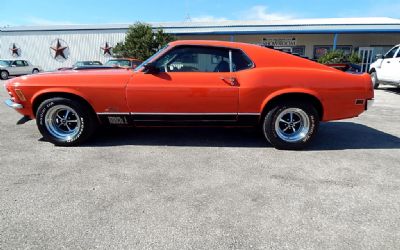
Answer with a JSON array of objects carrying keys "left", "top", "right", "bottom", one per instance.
[{"left": 369, "top": 45, "right": 400, "bottom": 89}]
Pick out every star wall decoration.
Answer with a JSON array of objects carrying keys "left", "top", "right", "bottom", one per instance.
[
  {"left": 50, "top": 39, "right": 69, "bottom": 61},
  {"left": 9, "top": 43, "right": 21, "bottom": 57},
  {"left": 101, "top": 42, "right": 113, "bottom": 56}
]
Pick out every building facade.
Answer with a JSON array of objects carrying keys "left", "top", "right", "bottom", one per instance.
[{"left": 1, "top": 17, "right": 399, "bottom": 71}]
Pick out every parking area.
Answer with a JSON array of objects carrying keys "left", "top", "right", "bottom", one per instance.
[{"left": 0, "top": 80, "right": 399, "bottom": 249}]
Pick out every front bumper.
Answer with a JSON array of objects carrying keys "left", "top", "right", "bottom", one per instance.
[
  {"left": 4, "top": 99, "right": 23, "bottom": 109},
  {"left": 365, "top": 99, "right": 374, "bottom": 110}
]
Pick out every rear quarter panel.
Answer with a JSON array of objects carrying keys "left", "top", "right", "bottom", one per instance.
[{"left": 237, "top": 66, "right": 372, "bottom": 121}]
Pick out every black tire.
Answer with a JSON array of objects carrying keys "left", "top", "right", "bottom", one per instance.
[
  {"left": 0, "top": 70, "right": 9, "bottom": 80},
  {"left": 36, "top": 97, "right": 97, "bottom": 146},
  {"left": 262, "top": 101, "right": 319, "bottom": 150},
  {"left": 371, "top": 71, "right": 380, "bottom": 89},
  {"left": 32, "top": 69, "right": 39, "bottom": 74}
]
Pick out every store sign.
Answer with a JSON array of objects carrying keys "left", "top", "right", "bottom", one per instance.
[{"left": 263, "top": 38, "right": 297, "bottom": 46}]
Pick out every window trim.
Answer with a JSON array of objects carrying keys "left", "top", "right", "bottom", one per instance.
[
  {"left": 152, "top": 44, "right": 255, "bottom": 73},
  {"left": 385, "top": 46, "right": 399, "bottom": 59}
]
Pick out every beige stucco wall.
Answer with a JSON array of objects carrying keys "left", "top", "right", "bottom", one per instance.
[{"left": 178, "top": 33, "right": 400, "bottom": 58}]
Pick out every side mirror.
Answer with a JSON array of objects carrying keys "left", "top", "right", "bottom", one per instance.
[
  {"left": 143, "top": 63, "right": 159, "bottom": 74},
  {"left": 376, "top": 54, "right": 384, "bottom": 59},
  {"left": 11, "top": 65, "right": 16, "bottom": 67}
]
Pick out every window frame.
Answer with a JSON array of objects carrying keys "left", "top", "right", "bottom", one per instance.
[
  {"left": 152, "top": 45, "right": 255, "bottom": 73},
  {"left": 384, "top": 46, "right": 399, "bottom": 59}
]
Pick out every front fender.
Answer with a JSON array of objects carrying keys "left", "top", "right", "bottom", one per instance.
[{"left": 31, "top": 88, "right": 92, "bottom": 107}]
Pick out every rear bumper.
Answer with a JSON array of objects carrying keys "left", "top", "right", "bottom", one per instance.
[
  {"left": 365, "top": 99, "right": 374, "bottom": 110},
  {"left": 4, "top": 99, "right": 23, "bottom": 109}
]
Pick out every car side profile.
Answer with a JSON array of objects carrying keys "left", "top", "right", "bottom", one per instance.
[
  {"left": 4, "top": 40, "right": 374, "bottom": 150},
  {"left": 0, "top": 59, "right": 42, "bottom": 80},
  {"left": 369, "top": 44, "right": 400, "bottom": 89}
]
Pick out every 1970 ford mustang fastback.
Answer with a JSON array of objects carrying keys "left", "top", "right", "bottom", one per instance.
[{"left": 4, "top": 40, "right": 374, "bottom": 150}]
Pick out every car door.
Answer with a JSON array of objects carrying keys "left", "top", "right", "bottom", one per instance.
[
  {"left": 127, "top": 45, "right": 239, "bottom": 123},
  {"left": 379, "top": 46, "right": 399, "bottom": 81},
  {"left": 391, "top": 48, "right": 400, "bottom": 83},
  {"left": 22, "top": 61, "right": 33, "bottom": 74},
  {"left": 11, "top": 60, "right": 26, "bottom": 75}
]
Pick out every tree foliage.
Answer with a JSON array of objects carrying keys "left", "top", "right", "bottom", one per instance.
[
  {"left": 113, "top": 22, "right": 175, "bottom": 60},
  {"left": 318, "top": 50, "right": 361, "bottom": 64}
]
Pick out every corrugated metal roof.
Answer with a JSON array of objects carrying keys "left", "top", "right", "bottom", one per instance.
[{"left": 2, "top": 17, "right": 400, "bottom": 34}]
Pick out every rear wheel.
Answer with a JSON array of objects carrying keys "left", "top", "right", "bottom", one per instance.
[
  {"left": 32, "top": 69, "right": 39, "bottom": 74},
  {"left": 0, "top": 70, "right": 9, "bottom": 80},
  {"left": 262, "top": 101, "right": 319, "bottom": 150},
  {"left": 36, "top": 97, "right": 96, "bottom": 146},
  {"left": 371, "top": 71, "right": 380, "bottom": 89}
]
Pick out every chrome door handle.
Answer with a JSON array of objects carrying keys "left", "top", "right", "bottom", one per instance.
[{"left": 220, "top": 76, "right": 238, "bottom": 86}]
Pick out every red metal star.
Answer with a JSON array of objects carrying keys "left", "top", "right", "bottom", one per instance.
[
  {"left": 50, "top": 39, "right": 68, "bottom": 59},
  {"left": 10, "top": 43, "right": 20, "bottom": 57},
  {"left": 101, "top": 42, "right": 112, "bottom": 55}
]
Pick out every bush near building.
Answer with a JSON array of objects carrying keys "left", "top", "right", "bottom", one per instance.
[{"left": 318, "top": 50, "right": 361, "bottom": 64}]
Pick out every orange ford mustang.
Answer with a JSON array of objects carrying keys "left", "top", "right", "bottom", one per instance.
[{"left": 3, "top": 40, "right": 374, "bottom": 150}]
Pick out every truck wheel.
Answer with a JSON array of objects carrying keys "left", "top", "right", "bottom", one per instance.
[
  {"left": 371, "top": 71, "right": 380, "bottom": 89},
  {"left": 262, "top": 101, "right": 319, "bottom": 150},
  {"left": 0, "top": 70, "right": 9, "bottom": 80},
  {"left": 36, "top": 97, "right": 96, "bottom": 146}
]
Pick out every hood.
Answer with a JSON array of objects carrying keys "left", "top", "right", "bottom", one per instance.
[{"left": 7, "top": 68, "right": 132, "bottom": 86}]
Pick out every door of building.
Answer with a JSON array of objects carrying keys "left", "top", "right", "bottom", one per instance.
[{"left": 358, "top": 47, "right": 375, "bottom": 72}]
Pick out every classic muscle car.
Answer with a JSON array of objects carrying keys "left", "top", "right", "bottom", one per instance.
[{"left": 4, "top": 40, "right": 374, "bottom": 150}]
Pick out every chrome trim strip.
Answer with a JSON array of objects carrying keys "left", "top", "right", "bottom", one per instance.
[
  {"left": 238, "top": 113, "right": 260, "bottom": 115},
  {"left": 131, "top": 112, "right": 237, "bottom": 115},
  {"left": 97, "top": 112, "right": 130, "bottom": 115},
  {"left": 4, "top": 99, "right": 23, "bottom": 109},
  {"left": 97, "top": 112, "right": 261, "bottom": 116}
]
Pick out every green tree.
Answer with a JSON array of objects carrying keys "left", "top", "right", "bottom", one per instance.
[{"left": 113, "top": 22, "right": 175, "bottom": 60}]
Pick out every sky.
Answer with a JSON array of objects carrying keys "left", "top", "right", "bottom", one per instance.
[{"left": 0, "top": 0, "right": 399, "bottom": 27}]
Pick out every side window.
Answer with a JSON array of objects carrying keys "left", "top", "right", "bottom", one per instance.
[
  {"left": 396, "top": 48, "right": 400, "bottom": 58},
  {"left": 15, "top": 61, "right": 25, "bottom": 67},
  {"left": 385, "top": 47, "right": 398, "bottom": 59},
  {"left": 23, "top": 61, "right": 29, "bottom": 66},
  {"left": 231, "top": 50, "right": 253, "bottom": 72},
  {"left": 154, "top": 46, "right": 230, "bottom": 73}
]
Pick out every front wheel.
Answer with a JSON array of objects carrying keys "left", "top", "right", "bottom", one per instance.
[
  {"left": 36, "top": 97, "right": 97, "bottom": 146},
  {"left": 263, "top": 102, "right": 319, "bottom": 150},
  {"left": 0, "top": 70, "right": 9, "bottom": 80}
]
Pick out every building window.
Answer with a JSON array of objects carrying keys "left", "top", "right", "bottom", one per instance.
[{"left": 313, "top": 45, "right": 352, "bottom": 59}]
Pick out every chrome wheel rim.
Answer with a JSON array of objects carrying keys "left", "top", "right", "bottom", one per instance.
[
  {"left": 44, "top": 105, "right": 81, "bottom": 141},
  {"left": 274, "top": 108, "right": 310, "bottom": 142},
  {"left": 1, "top": 71, "right": 7, "bottom": 78}
]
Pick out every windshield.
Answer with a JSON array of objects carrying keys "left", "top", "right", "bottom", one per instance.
[
  {"left": 134, "top": 45, "right": 169, "bottom": 72},
  {"left": 105, "top": 60, "right": 131, "bottom": 67},
  {"left": 0, "top": 60, "right": 11, "bottom": 67}
]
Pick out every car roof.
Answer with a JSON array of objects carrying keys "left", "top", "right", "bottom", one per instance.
[{"left": 168, "top": 40, "right": 262, "bottom": 50}]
